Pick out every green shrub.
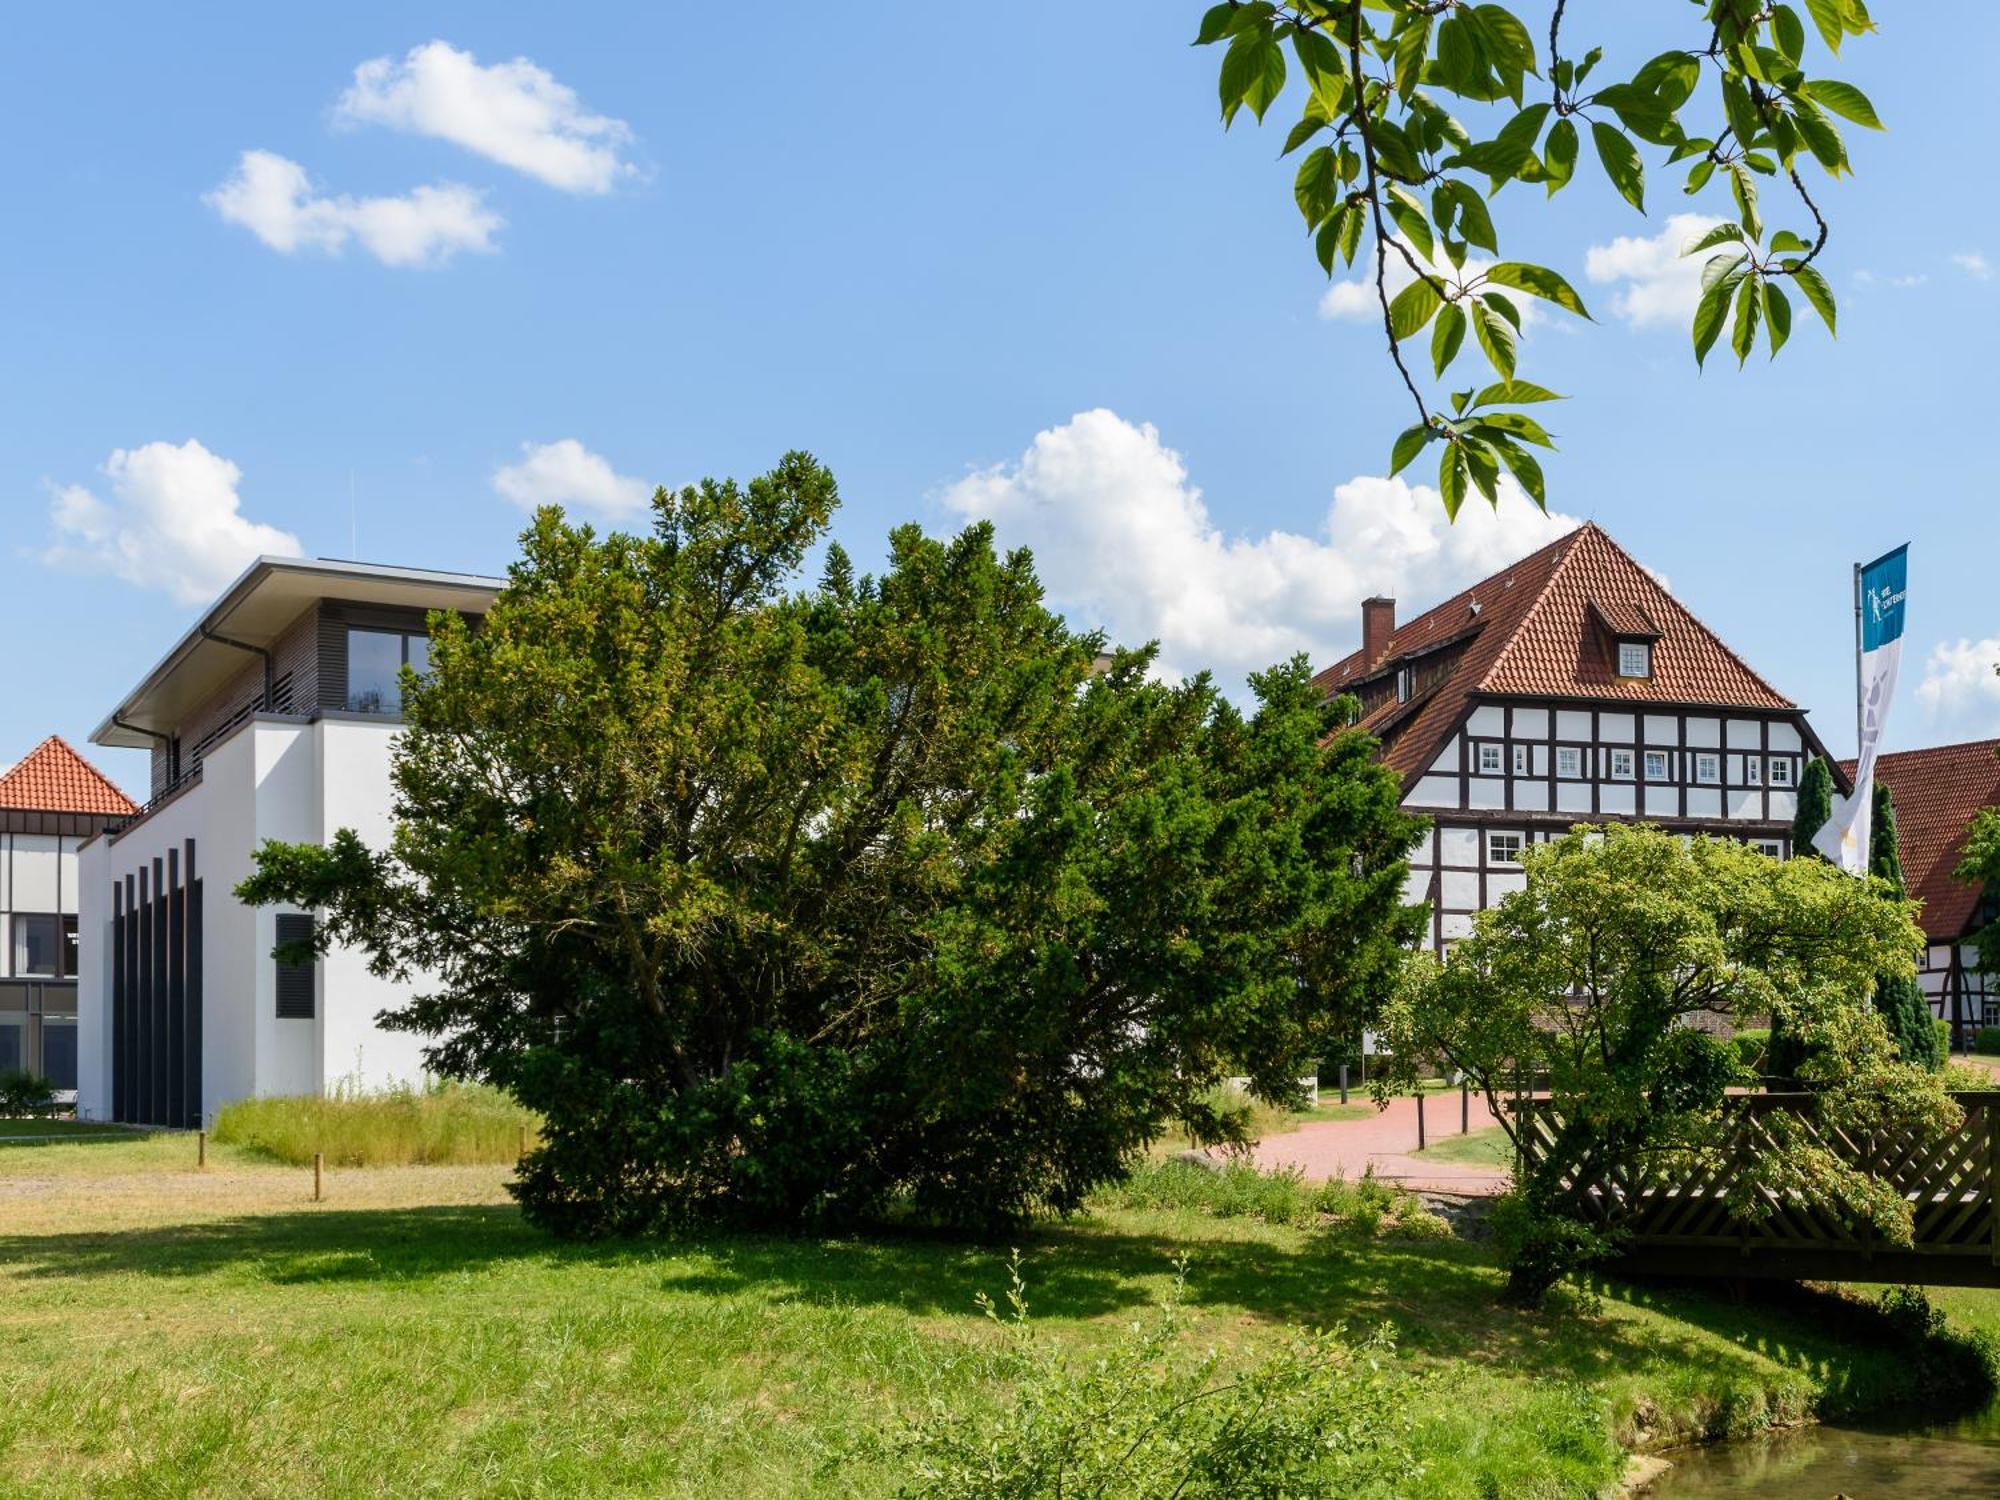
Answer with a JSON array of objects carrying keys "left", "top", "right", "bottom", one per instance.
[
  {"left": 1976, "top": 1027, "right": 2000, "bottom": 1057},
  {"left": 1728, "top": 1032, "right": 1776, "bottom": 1080},
  {"left": 212, "top": 1081, "right": 537, "bottom": 1167},
  {"left": 898, "top": 1252, "right": 1419, "bottom": 1498},
  {"left": 0, "top": 1070, "right": 58, "bottom": 1118}
]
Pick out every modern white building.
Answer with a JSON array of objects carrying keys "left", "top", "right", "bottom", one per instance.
[
  {"left": 75, "top": 557, "right": 501, "bottom": 1126},
  {"left": 1, "top": 737, "right": 137, "bottom": 1091},
  {"left": 1312, "top": 523, "right": 1849, "bottom": 957}
]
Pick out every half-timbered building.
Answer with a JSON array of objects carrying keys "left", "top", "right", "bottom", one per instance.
[
  {"left": 1312, "top": 522, "right": 1845, "bottom": 955},
  {"left": 1844, "top": 739, "right": 2000, "bottom": 1047}
]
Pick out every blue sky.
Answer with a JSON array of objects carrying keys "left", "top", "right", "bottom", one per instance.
[{"left": 4, "top": 3, "right": 1995, "bottom": 796}]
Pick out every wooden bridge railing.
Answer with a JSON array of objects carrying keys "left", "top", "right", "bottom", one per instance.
[{"left": 1512, "top": 1091, "right": 2000, "bottom": 1287}]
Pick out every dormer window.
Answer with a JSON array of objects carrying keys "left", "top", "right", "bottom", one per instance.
[
  {"left": 1396, "top": 666, "right": 1412, "bottom": 703},
  {"left": 1616, "top": 641, "right": 1651, "bottom": 678},
  {"left": 1586, "top": 599, "right": 1661, "bottom": 681}
]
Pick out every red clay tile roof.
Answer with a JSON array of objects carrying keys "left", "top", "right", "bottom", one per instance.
[
  {"left": 1313, "top": 523, "right": 1802, "bottom": 782},
  {"left": 1841, "top": 739, "right": 2000, "bottom": 942},
  {"left": 0, "top": 736, "right": 139, "bottom": 817}
]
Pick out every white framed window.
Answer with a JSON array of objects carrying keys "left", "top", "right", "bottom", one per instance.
[
  {"left": 1695, "top": 752, "right": 1720, "bottom": 784},
  {"left": 1555, "top": 746, "right": 1581, "bottom": 778},
  {"left": 1617, "top": 641, "right": 1651, "bottom": 678},
  {"left": 1477, "top": 743, "right": 1503, "bottom": 775},
  {"left": 1512, "top": 744, "right": 1530, "bottom": 775},
  {"left": 1643, "top": 751, "right": 1669, "bottom": 781},
  {"left": 1744, "top": 755, "right": 1763, "bottom": 786},
  {"left": 1396, "top": 666, "right": 1413, "bottom": 703},
  {"left": 1610, "top": 748, "right": 1635, "bottom": 780},
  {"left": 1488, "top": 831, "right": 1524, "bottom": 864},
  {"left": 1753, "top": 839, "right": 1784, "bottom": 859},
  {"left": 1769, "top": 757, "right": 1793, "bottom": 787}
]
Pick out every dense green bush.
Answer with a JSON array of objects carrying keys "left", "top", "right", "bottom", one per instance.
[
  {"left": 0, "top": 1070, "right": 58, "bottom": 1118},
  {"left": 212, "top": 1081, "right": 536, "bottom": 1167},
  {"left": 1977, "top": 1027, "right": 2000, "bottom": 1057},
  {"left": 1729, "top": 1028, "right": 1771, "bottom": 1077},
  {"left": 898, "top": 1253, "right": 1419, "bottom": 1498}
]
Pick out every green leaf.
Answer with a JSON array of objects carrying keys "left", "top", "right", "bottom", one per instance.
[
  {"left": 1482, "top": 290, "right": 1522, "bottom": 331},
  {"left": 1314, "top": 204, "right": 1352, "bottom": 275},
  {"left": 1479, "top": 411, "right": 1556, "bottom": 447},
  {"left": 1721, "top": 75, "right": 1762, "bottom": 149},
  {"left": 1485, "top": 262, "right": 1592, "bottom": 319},
  {"left": 1730, "top": 276, "right": 1761, "bottom": 367},
  {"left": 1681, "top": 222, "right": 1746, "bottom": 258},
  {"left": 1220, "top": 31, "right": 1286, "bottom": 127},
  {"left": 1684, "top": 158, "right": 1716, "bottom": 195},
  {"left": 1701, "top": 249, "right": 1749, "bottom": 293},
  {"left": 1281, "top": 104, "right": 1330, "bottom": 157},
  {"left": 1729, "top": 163, "right": 1762, "bottom": 244},
  {"left": 1390, "top": 422, "right": 1432, "bottom": 477},
  {"left": 1431, "top": 302, "right": 1467, "bottom": 377},
  {"left": 1471, "top": 298, "right": 1518, "bottom": 378},
  {"left": 1434, "top": 180, "right": 1496, "bottom": 253},
  {"left": 1790, "top": 261, "right": 1838, "bottom": 333},
  {"left": 1389, "top": 276, "right": 1445, "bottom": 341},
  {"left": 1590, "top": 122, "right": 1646, "bottom": 212},
  {"left": 1369, "top": 119, "right": 1427, "bottom": 183},
  {"left": 1470, "top": 5, "right": 1540, "bottom": 76},
  {"left": 1337, "top": 199, "right": 1364, "bottom": 264},
  {"left": 1386, "top": 185, "right": 1435, "bottom": 263},
  {"left": 1490, "top": 436, "right": 1547, "bottom": 508},
  {"left": 1473, "top": 380, "right": 1563, "bottom": 406},
  {"left": 1805, "top": 0, "right": 1846, "bottom": 54},
  {"left": 1295, "top": 146, "right": 1342, "bottom": 230},
  {"left": 1496, "top": 102, "right": 1551, "bottom": 152},
  {"left": 1772, "top": 5, "right": 1806, "bottom": 63},
  {"left": 1762, "top": 281, "right": 1793, "bottom": 356},
  {"left": 1792, "top": 103, "right": 1850, "bottom": 174},
  {"left": 1393, "top": 16, "right": 1432, "bottom": 99},
  {"left": 1769, "top": 229, "right": 1811, "bottom": 253},
  {"left": 1543, "top": 118, "right": 1578, "bottom": 195},
  {"left": 1800, "top": 79, "right": 1884, "bottom": 129},
  {"left": 1439, "top": 442, "right": 1468, "bottom": 520},
  {"left": 1460, "top": 435, "right": 1502, "bottom": 503},
  {"left": 1692, "top": 278, "right": 1733, "bottom": 367},
  {"left": 1292, "top": 25, "right": 1346, "bottom": 100},
  {"left": 1194, "top": 2, "right": 1238, "bottom": 46}
]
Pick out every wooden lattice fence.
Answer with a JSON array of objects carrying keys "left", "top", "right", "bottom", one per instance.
[{"left": 1511, "top": 1091, "right": 2000, "bottom": 1286}]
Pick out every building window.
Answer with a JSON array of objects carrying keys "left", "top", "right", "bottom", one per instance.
[
  {"left": 1610, "top": 749, "right": 1634, "bottom": 780},
  {"left": 11, "top": 914, "right": 64, "bottom": 978},
  {"left": 1617, "top": 641, "right": 1652, "bottom": 678},
  {"left": 1769, "top": 758, "right": 1793, "bottom": 787},
  {"left": 1744, "top": 755, "right": 1762, "bottom": 786},
  {"left": 1643, "top": 751, "right": 1669, "bottom": 781},
  {"left": 1396, "top": 666, "right": 1412, "bottom": 703},
  {"left": 346, "top": 628, "right": 432, "bottom": 714},
  {"left": 1512, "top": 744, "right": 1530, "bottom": 775},
  {"left": 274, "top": 913, "right": 317, "bottom": 1020},
  {"left": 1477, "top": 743, "right": 1503, "bottom": 775},
  {"left": 1556, "top": 746, "right": 1581, "bottom": 778},
  {"left": 1489, "top": 831, "right": 1524, "bottom": 864},
  {"left": 1695, "top": 752, "right": 1720, "bottom": 784},
  {"left": 1753, "top": 839, "right": 1784, "bottom": 859}
]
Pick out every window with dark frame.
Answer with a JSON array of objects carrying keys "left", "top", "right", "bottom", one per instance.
[
  {"left": 1695, "top": 751, "right": 1720, "bottom": 784},
  {"left": 1610, "top": 748, "right": 1635, "bottom": 780},
  {"left": 1770, "top": 757, "right": 1793, "bottom": 787},
  {"left": 11, "top": 914, "right": 62, "bottom": 978},
  {"left": 1477, "top": 743, "right": 1502, "bottom": 776},
  {"left": 1745, "top": 755, "right": 1763, "bottom": 786},
  {"left": 1643, "top": 750, "right": 1669, "bottom": 781},
  {"left": 345, "top": 627, "right": 433, "bottom": 714},
  {"left": 274, "top": 913, "right": 317, "bottom": 1020},
  {"left": 1512, "top": 744, "right": 1529, "bottom": 775},
  {"left": 1488, "top": 831, "right": 1524, "bottom": 864},
  {"left": 1556, "top": 746, "right": 1581, "bottom": 778}
]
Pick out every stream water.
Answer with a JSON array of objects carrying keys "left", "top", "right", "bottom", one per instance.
[{"left": 1643, "top": 1406, "right": 2000, "bottom": 1496}]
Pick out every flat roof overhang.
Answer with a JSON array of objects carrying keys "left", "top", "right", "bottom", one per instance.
[{"left": 92, "top": 555, "right": 504, "bottom": 749}]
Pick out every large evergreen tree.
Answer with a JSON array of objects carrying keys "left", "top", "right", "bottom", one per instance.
[
  {"left": 239, "top": 454, "right": 1428, "bottom": 1237},
  {"left": 1871, "top": 782, "right": 1945, "bottom": 1068}
]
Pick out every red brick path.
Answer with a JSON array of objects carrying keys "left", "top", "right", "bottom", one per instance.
[{"left": 1226, "top": 1092, "right": 1513, "bottom": 1195}]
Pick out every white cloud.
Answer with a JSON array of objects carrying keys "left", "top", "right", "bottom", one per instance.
[
  {"left": 1953, "top": 251, "right": 1992, "bottom": 281},
  {"left": 41, "top": 440, "right": 303, "bottom": 605},
  {"left": 1916, "top": 637, "right": 2000, "bottom": 738},
  {"left": 942, "top": 409, "right": 1579, "bottom": 691},
  {"left": 206, "top": 149, "right": 500, "bottom": 267},
  {"left": 494, "top": 439, "right": 652, "bottom": 519},
  {"left": 1853, "top": 269, "right": 1928, "bottom": 289},
  {"left": 1583, "top": 213, "right": 1728, "bottom": 328},
  {"left": 1319, "top": 240, "right": 1540, "bottom": 328},
  {"left": 336, "top": 41, "right": 634, "bottom": 194}
]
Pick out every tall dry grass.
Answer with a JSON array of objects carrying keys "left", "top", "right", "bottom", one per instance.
[{"left": 211, "top": 1080, "right": 536, "bottom": 1167}]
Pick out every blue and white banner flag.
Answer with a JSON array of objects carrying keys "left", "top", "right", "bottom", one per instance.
[{"left": 1814, "top": 544, "right": 1908, "bottom": 875}]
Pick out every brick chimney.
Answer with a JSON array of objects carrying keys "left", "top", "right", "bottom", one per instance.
[{"left": 1361, "top": 596, "right": 1396, "bottom": 665}]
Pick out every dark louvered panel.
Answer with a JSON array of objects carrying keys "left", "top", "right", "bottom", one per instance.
[{"left": 274, "top": 913, "right": 317, "bottom": 1019}]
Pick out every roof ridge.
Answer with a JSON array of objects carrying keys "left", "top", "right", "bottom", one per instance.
[
  {"left": 0, "top": 734, "right": 139, "bottom": 816},
  {"left": 1474, "top": 526, "right": 1595, "bottom": 693}
]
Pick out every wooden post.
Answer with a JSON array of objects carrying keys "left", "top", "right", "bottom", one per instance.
[
  {"left": 1339, "top": 1064, "right": 1349, "bottom": 1106},
  {"left": 313, "top": 1151, "right": 323, "bottom": 1203},
  {"left": 1417, "top": 1090, "right": 1427, "bottom": 1152},
  {"left": 1461, "top": 1082, "right": 1471, "bottom": 1134},
  {"left": 197, "top": 1129, "right": 207, "bottom": 1169},
  {"left": 518, "top": 1123, "right": 528, "bottom": 1160}
]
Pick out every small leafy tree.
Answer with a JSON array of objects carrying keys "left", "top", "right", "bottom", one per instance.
[
  {"left": 239, "top": 454, "right": 1426, "bottom": 1237},
  {"left": 1870, "top": 781, "right": 1944, "bottom": 1069},
  {"left": 1378, "top": 824, "right": 1954, "bottom": 1305},
  {"left": 1197, "top": 1, "right": 1881, "bottom": 510}
]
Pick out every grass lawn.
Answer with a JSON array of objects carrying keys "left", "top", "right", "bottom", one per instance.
[
  {"left": 1419, "top": 1123, "right": 1515, "bottom": 1171},
  {"left": 0, "top": 1129, "right": 1987, "bottom": 1498},
  {"left": 0, "top": 1119, "right": 142, "bottom": 1142}
]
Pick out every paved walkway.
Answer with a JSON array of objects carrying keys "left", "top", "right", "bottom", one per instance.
[{"left": 1231, "top": 1092, "right": 1514, "bottom": 1195}]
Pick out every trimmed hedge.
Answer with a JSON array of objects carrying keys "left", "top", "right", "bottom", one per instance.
[{"left": 1977, "top": 1027, "right": 2000, "bottom": 1056}]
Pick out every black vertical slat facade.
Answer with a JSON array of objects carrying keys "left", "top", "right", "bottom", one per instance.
[{"left": 107, "top": 839, "right": 202, "bottom": 1128}]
